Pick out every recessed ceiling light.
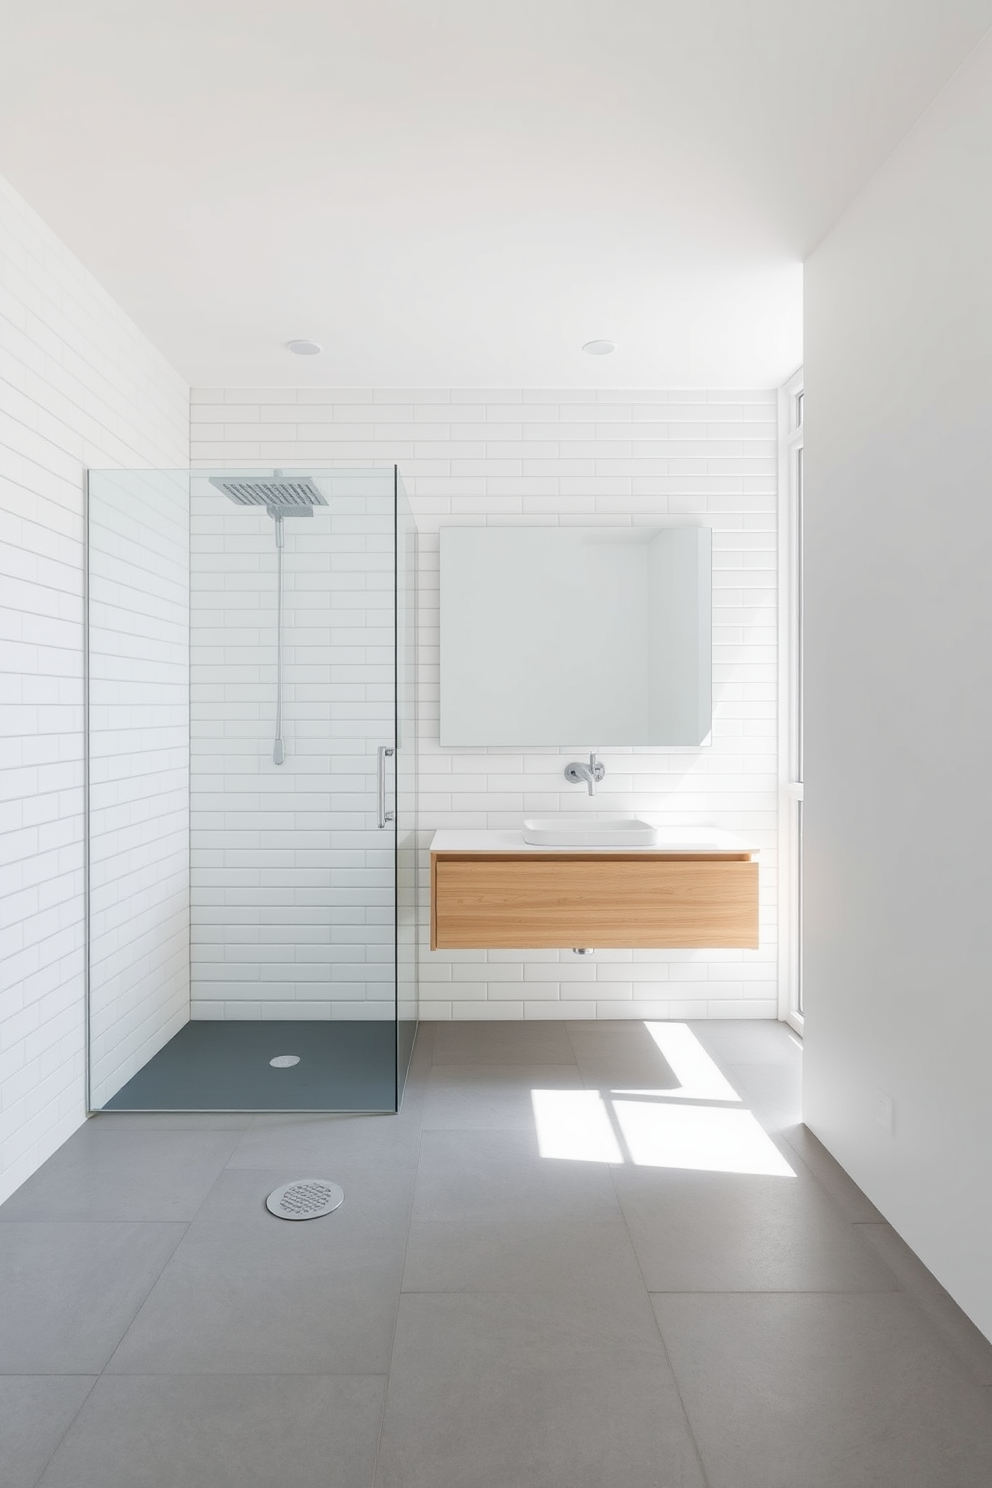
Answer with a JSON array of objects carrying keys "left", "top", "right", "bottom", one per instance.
[
  {"left": 582, "top": 339, "right": 616, "bottom": 356},
  {"left": 286, "top": 338, "right": 322, "bottom": 356}
]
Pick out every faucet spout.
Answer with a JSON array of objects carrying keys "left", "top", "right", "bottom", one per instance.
[{"left": 564, "top": 753, "right": 606, "bottom": 796}]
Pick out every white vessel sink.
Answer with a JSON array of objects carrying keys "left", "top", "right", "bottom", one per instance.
[
  {"left": 520, "top": 817, "right": 754, "bottom": 851},
  {"left": 522, "top": 815, "right": 660, "bottom": 847}
]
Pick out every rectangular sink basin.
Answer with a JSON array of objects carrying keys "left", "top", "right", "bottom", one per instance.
[
  {"left": 522, "top": 815, "right": 661, "bottom": 847},
  {"left": 520, "top": 818, "right": 755, "bottom": 851}
]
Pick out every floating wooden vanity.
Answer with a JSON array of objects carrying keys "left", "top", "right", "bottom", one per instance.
[{"left": 430, "top": 830, "right": 759, "bottom": 950}]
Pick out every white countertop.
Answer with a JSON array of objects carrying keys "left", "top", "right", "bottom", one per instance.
[{"left": 430, "top": 828, "right": 759, "bottom": 856}]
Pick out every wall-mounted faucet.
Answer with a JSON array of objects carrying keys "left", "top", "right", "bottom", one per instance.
[{"left": 564, "top": 753, "right": 606, "bottom": 796}]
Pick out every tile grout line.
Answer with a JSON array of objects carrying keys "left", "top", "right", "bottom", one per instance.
[
  {"left": 645, "top": 1288, "right": 907, "bottom": 1296},
  {"left": 10, "top": 1020, "right": 992, "bottom": 1481},
  {"left": 27, "top": 1375, "right": 101, "bottom": 1488},
  {"left": 12, "top": 1369, "right": 397, "bottom": 1378},
  {"left": 691, "top": 1030, "right": 918, "bottom": 1307},
  {"left": 93, "top": 1221, "right": 192, "bottom": 1381},
  {"left": 184, "top": 1130, "right": 251, "bottom": 1225},
  {"left": 649, "top": 1031, "right": 992, "bottom": 1437},
  {"left": 847, "top": 1222, "right": 992, "bottom": 1387},
  {"left": 368, "top": 1043, "right": 431, "bottom": 1487},
  {"left": 562, "top": 1019, "right": 715, "bottom": 1488}
]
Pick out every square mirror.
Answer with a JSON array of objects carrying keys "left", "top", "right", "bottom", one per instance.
[{"left": 439, "top": 525, "right": 712, "bottom": 746}]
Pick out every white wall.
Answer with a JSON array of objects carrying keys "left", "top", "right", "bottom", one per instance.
[
  {"left": 0, "top": 175, "right": 188, "bottom": 1201},
  {"left": 804, "top": 35, "right": 992, "bottom": 1340},
  {"left": 191, "top": 388, "right": 779, "bottom": 1019}
]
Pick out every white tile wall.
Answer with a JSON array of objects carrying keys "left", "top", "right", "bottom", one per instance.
[
  {"left": 0, "top": 174, "right": 189, "bottom": 1201},
  {"left": 87, "top": 470, "right": 191, "bottom": 1105},
  {"left": 192, "top": 388, "right": 778, "bottom": 1020},
  {"left": 188, "top": 475, "right": 398, "bottom": 1020}
]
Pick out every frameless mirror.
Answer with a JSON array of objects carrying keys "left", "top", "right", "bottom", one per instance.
[{"left": 439, "top": 525, "right": 712, "bottom": 747}]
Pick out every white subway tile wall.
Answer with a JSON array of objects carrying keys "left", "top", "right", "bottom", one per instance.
[
  {"left": 87, "top": 471, "right": 191, "bottom": 1105},
  {"left": 0, "top": 175, "right": 189, "bottom": 1202},
  {"left": 188, "top": 477, "right": 398, "bottom": 1020},
  {"left": 192, "top": 388, "right": 778, "bottom": 1020}
]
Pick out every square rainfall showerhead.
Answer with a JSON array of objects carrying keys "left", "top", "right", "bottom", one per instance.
[{"left": 209, "top": 474, "right": 328, "bottom": 509}]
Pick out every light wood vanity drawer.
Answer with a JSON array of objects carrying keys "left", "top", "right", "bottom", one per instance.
[{"left": 431, "top": 854, "right": 759, "bottom": 950}]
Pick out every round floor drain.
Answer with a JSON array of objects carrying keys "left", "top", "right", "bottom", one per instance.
[
  {"left": 265, "top": 1179, "right": 344, "bottom": 1221},
  {"left": 269, "top": 1054, "right": 300, "bottom": 1068}
]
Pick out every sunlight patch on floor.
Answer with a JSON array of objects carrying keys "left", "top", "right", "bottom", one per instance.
[
  {"left": 641, "top": 1021, "right": 742, "bottom": 1102},
  {"left": 531, "top": 1089, "right": 623, "bottom": 1163},
  {"left": 530, "top": 1023, "right": 796, "bottom": 1178},
  {"left": 613, "top": 1100, "right": 795, "bottom": 1176}
]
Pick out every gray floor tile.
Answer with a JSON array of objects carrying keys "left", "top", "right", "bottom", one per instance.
[
  {"left": 0, "top": 1222, "right": 184, "bottom": 1373},
  {"left": 567, "top": 1026, "right": 677, "bottom": 1058},
  {"left": 13, "top": 1016, "right": 988, "bottom": 1488},
  {"left": 855, "top": 1221, "right": 992, "bottom": 1385},
  {"left": 615, "top": 1166, "right": 898, "bottom": 1292},
  {"left": 396, "top": 1025, "right": 434, "bottom": 1112},
  {"left": 432, "top": 1020, "right": 577, "bottom": 1065},
  {"left": 568, "top": 1028, "right": 683, "bottom": 1090},
  {"left": 192, "top": 1158, "right": 415, "bottom": 1225},
  {"left": 413, "top": 1129, "right": 621, "bottom": 1223},
  {"left": 654, "top": 1292, "right": 992, "bottom": 1488},
  {"left": 565, "top": 1019, "right": 649, "bottom": 1034},
  {"left": 0, "top": 1126, "right": 241, "bottom": 1222},
  {"left": 375, "top": 1292, "right": 706, "bottom": 1488},
  {"left": 0, "top": 1377, "right": 96, "bottom": 1488},
  {"left": 87, "top": 1112, "right": 254, "bottom": 1130},
  {"left": 779, "top": 1122, "right": 884, "bottom": 1221},
  {"left": 423, "top": 1063, "right": 583, "bottom": 1131},
  {"left": 575, "top": 1053, "right": 686, "bottom": 1090},
  {"left": 690, "top": 1018, "right": 803, "bottom": 1067},
  {"left": 402, "top": 1218, "right": 660, "bottom": 1344},
  {"left": 106, "top": 1166, "right": 412, "bottom": 1375},
  {"left": 36, "top": 1374, "right": 384, "bottom": 1488},
  {"left": 227, "top": 1108, "right": 423, "bottom": 1169},
  {"left": 727, "top": 1060, "right": 803, "bottom": 1128},
  {"left": 406, "top": 1019, "right": 437, "bottom": 1069}
]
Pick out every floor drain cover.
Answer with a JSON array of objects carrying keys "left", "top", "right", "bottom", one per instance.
[
  {"left": 266, "top": 1179, "right": 344, "bottom": 1221},
  {"left": 269, "top": 1054, "right": 300, "bottom": 1068}
]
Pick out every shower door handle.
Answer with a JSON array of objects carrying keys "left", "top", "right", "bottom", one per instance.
[{"left": 377, "top": 745, "right": 395, "bottom": 829}]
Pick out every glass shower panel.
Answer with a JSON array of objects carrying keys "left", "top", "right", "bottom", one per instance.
[
  {"left": 395, "top": 468, "right": 419, "bottom": 1096},
  {"left": 86, "top": 466, "right": 416, "bottom": 1113},
  {"left": 184, "top": 469, "right": 397, "bottom": 1107}
]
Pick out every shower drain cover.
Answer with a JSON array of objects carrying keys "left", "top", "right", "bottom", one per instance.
[{"left": 265, "top": 1179, "right": 344, "bottom": 1221}]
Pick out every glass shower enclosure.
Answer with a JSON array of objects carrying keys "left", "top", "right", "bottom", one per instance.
[{"left": 85, "top": 466, "right": 419, "bottom": 1112}]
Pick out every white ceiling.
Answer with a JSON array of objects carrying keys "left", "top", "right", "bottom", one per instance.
[{"left": 1, "top": 0, "right": 990, "bottom": 388}]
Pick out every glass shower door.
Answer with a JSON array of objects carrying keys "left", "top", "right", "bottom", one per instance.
[
  {"left": 395, "top": 468, "right": 419, "bottom": 1099},
  {"left": 86, "top": 465, "right": 416, "bottom": 1113}
]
